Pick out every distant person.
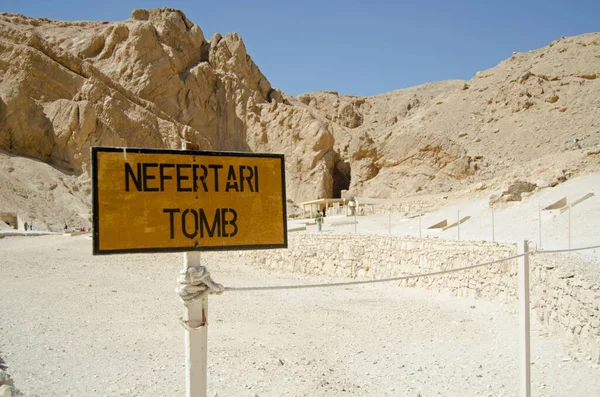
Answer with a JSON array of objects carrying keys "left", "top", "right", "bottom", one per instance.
[
  {"left": 315, "top": 210, "right": 323, "bottom": 232},
  {"left": 64, "top": 224, "right": 68, "bottom": 232},
  {"left": 348, "top": 197, "right": 356, "bottom": 216},
  {"left": 23, "top": 222, "right": 28, "bottom": 231},
  {"left": 323, "top": 206, "right": 327, "bottom": 217}
]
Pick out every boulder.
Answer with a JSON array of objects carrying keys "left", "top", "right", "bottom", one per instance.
[{"left": 505, "top": 181, "right": 537, "bottom": 196}]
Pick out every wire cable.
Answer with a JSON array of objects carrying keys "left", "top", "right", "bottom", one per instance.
[
  {"left": 221, "top": 242, "right": 600, "bottom": 293},
  {"left": 224, "top": 252, "right": 526, "bottom": 292},
  {"left": 536, "top": 243, "right": 600, "bottom": 254}
]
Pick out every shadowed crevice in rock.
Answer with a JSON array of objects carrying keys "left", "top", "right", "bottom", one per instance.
[{"left": 332, "top": 159, "right": 351, "bottom": 198}]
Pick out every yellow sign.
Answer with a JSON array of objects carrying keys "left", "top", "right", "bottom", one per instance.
[{"left": 92, "top": 147, "right": 287, "bottom": 255}]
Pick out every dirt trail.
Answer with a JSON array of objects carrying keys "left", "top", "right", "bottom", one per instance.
[{"left": 0, "top": 234, "right": 598, "bottom": 396}]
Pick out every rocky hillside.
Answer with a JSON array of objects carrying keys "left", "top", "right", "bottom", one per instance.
[
  {"left": 294, "top": 34, "right": 600, "bottom": 199},
  {"left": 1, "top": 8, "right": 600, "bottom": 230}
]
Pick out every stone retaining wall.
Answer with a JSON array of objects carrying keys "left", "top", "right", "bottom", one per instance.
[
  {"left": 222, "top": 234, "right": 600, "bottom": 361},
  {"left": 530, "top": 253, "right": 600, "bottom": 361}
]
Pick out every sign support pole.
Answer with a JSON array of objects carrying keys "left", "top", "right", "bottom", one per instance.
[
  {"left": 183, "top": 252, "right": 208, "bottom": 397},
  {"left": 492, "top": 207, "right": 495, "bottom": 243},
  {"left": 457, "top": 210, "right": 460, "bottom": 241},
  {"left": 92, "top": 144, "right": 287, "bottom": 397}
]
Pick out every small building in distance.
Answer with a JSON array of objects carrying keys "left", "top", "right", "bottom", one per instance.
[
  {"left": 299, "top": 197, "right": 381, "bottom": 219},
  {"left": 300, "top": 198, "right": 347, "bottom": 218}
]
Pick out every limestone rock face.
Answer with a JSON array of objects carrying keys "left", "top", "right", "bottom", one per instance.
[
  {"left": 245, "top": 97, "right": 336, "bottom": 201},
  {"left": 0, "top": 8, "right": 338, "bottom": 225},
  {"left": 0, "top": 8, "right": 275, "bottom": 173},
  {"left": 292, "top": 34, "right": 600, "bottom": 201},
  {"left": 1, "top": 9, "right": 600, "bottom": 228}
]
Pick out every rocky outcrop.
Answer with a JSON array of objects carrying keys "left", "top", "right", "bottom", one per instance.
[
  {"left": 0, "top": 9, "right": 272, "bottom": 167},
  {"left": 489, "top": 180, "right": 538, "bottom": 205},
  {"left": 0, "top": 9, "right": 342, "bottom": 205},
  {"left": 0, "top": 369, "right": 24, "bottom": 397}
]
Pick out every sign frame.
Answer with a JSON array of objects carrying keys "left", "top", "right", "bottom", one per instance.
[{"left": 91, "top": 146, "right": 288, "bottom": 255}]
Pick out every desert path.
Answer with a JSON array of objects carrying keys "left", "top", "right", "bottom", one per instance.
[{"left": 1, "top": 234, "right": 598, "bottom": 396}]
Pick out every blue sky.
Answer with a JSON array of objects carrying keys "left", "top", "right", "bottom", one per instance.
[{"left": 1, "top": 0, "right": 598, "bottom": 96}]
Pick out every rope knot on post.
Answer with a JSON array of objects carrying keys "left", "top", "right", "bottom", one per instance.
[
  {"left": 176, "top": 266, "right": 224, "bottom": 303},
  {"left": 527, "top": 241, "right": 538, "bottom": 255}
]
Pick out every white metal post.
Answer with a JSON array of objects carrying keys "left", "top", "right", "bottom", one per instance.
[
  {"left": 568, "top": 205, "right": 572, "bottom": 253},
  {"left": 518, "top": 240, "right": 531, "bottom": 397},
  {"left": 183, "top": 252, "right": 208, "bottom": 397},
  {"left": 491, "top": 207, "right": 495, "bottom": 243},
  {"left": 457, "top": 210, "right": 460, "bottom": 241},
  {"left": 538, "top": 205, "right": 542, "bottom": 250}
]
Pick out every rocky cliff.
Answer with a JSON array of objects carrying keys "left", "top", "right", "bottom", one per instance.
[
  {"left": 0, "top": 8, "right": 276, "bottom": 168},
  {"left": 0, "top": 8, "right": 343, "bottom": 209},
  {"left": 1, "top": 9, "right": 600, "bottom": 230}
]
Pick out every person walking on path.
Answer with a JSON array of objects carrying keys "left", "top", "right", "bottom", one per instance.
[
  {"left": 23, "top": 222, "right": 28, "bottom": 231},
  {"left": 315, "top": 210, "right": 323, "bottom": 232},
  {"left": 348, "top": 197, "right": 356, "bottom": 216}
]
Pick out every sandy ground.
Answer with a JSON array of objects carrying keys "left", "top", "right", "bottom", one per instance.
[{"left": 1, "top": 233, "right": 599, "bottom": 397}]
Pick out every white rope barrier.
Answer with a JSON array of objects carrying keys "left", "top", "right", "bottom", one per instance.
[
  {"left": 173, "top": 240, "right": 600, "bottom": 397},
  {"left": 224, "top": 252, "right": 526, "bottom": 292},
  {"left": 536, "top": 243, "right": 600, "bottom": 254},
  {"left": 210, "top": 242, "right": 600, "bottom": 293}
]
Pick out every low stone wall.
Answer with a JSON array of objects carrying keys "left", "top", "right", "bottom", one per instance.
[
  {"left": 530, "top": 253, "right": 600, "bottom": 361},
  {"left": 222, "top": 234, "right": 599, "bottom": 362},
  {"left": 0, "top": 231, "right": 57, "bottom": 238}
]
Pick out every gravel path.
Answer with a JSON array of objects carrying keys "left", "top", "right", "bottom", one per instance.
[{"left": 1, "top": 235, "right": 598, "bottom": 396}]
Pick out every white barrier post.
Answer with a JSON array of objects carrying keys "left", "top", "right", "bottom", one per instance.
[
  {"left": 178, "top": 141, "right": 208, "bottom": 397},
  {"left": 183, "top": 252, "right": 208, "bottom": 397},
  {"left": 538, "top": 205, "right": 542, "bottom": 249},
  {"left": 518, "top": 240, "right": 531, "bottom": 397},
  {"left": 389, "top": 211, "right": 391, "bottom": 235},
  {"left": 568, "top": 205, "right": 572, "bottom": 254},
  {"left": 491, "top": 207, "right": 495, "bottom": 243},
  {"left": 457, "top": 210, "right": 460, "bottom": 241}
]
